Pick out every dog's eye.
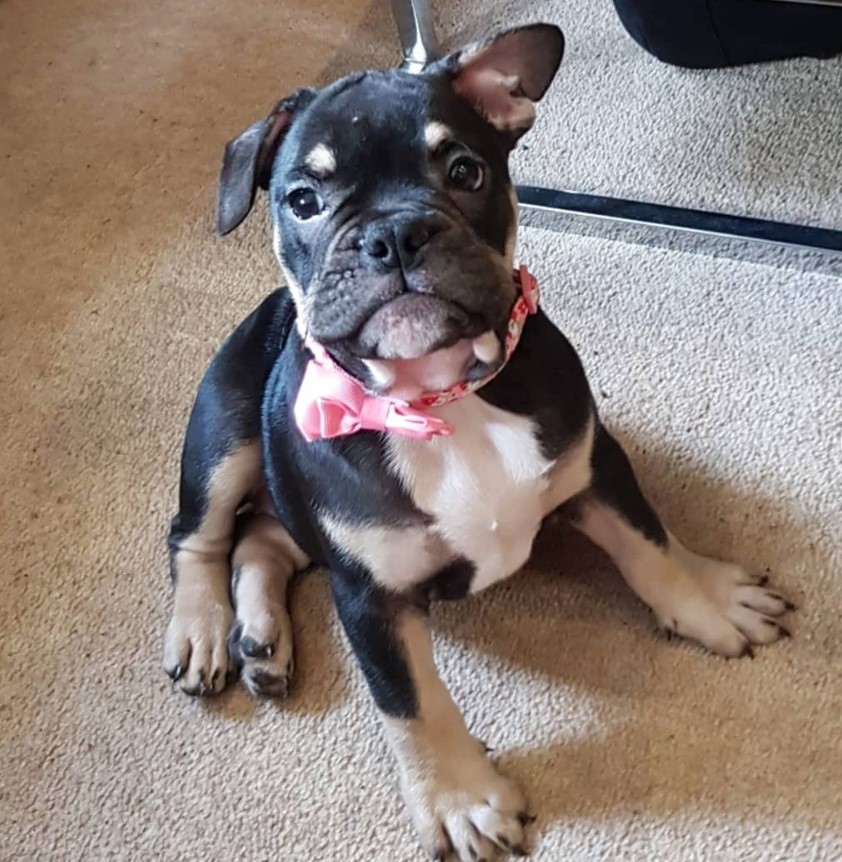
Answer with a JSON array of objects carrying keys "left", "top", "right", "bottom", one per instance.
[
  {"left": 447, "top": 156, "right": 484, "bottom": 191},
  {"left": 286, "top": 188, "right": 324, "bottom": 220}
]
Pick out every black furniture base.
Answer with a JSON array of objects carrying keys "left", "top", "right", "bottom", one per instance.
[{"left": 613, "top": 0, "right": 842, "bottom": 69}]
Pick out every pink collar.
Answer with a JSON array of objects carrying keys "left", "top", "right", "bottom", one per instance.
[{"left": 293, "top": 265, "right": 539, "bottom": 442}]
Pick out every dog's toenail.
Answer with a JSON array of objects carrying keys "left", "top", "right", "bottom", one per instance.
[
  {"left": 240, "top": 636, "right": 265, "bottom": 658},
  {"left": 741, "top": 643, "right": 755, "bottom": 659},
  {"left": 778, "top": 625, "right": 791, "bottom": 638}
]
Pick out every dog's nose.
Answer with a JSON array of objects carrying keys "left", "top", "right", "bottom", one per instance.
[{"left": 362, "top": 217, "right": 438, "bottom": 271}]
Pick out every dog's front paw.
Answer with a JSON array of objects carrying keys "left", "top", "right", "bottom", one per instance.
[
  {"left": 658, "top": 546, "right": 794, "bottom": 658},
  {"left": 163, "top": 590, "right": 233, "bottom": 696},
  {"left": 402, "top": 748, "right": 531, "bottom": 861}
]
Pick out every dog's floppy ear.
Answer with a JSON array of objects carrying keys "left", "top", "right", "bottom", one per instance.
[
  {"left": 217, "top": 88, "right": 317, "bottom": 236},
  {"left": 431, "top": 24, "right": 564, "bottom": 138}
]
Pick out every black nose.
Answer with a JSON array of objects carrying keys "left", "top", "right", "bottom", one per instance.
[{"left": 362, "top": 216, "right": 439, "bottom": 271}]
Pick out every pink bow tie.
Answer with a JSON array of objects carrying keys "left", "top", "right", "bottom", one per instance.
[
  {"left": 294, "top": 266, "right": 539, "bottom": 443},
  {"left": 293, "top": 346, "right": 454, "bottom": 442}
]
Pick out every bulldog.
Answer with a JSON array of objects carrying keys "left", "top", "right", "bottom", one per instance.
[{"left": 163, "top": 24, "right": 793, "bottom": 860}]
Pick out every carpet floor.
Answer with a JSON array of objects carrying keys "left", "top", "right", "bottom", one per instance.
[{"left": 1, "top": 0, "right": 840, "bottom": 860}]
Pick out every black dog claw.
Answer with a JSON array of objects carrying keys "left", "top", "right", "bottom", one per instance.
[
  {"left": 495, "top": 833, "right": 511, "bottom": 850},
  {"left": 240, "top": 635, "right": 275, "bottom": 659}
]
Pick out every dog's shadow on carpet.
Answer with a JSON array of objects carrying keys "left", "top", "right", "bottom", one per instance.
[{"left": 426, "top": 429, "right": 837, "bottom": 832}]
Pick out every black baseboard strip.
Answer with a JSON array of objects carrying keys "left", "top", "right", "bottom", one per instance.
[{"left": 516, "top": 185, "right": 842, "bottom": 276}]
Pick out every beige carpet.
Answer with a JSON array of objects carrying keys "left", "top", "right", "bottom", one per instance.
[{"left": 2, "top": 0, "right": 841, "bottom": 860}]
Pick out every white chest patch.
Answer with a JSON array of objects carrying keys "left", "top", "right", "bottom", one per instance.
[{"left": 388, "top": 395, "right": 577, "bottom": 592}]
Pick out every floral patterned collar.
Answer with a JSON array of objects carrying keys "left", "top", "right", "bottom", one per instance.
[{"left": 294, "top": 266, "right": 539, "bottom": 442}]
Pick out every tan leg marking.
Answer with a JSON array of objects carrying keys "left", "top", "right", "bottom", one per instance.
[
  {"left": 320, "top": 514, "right": 450, "bottom": 592},
  {"left": 540, "top": 413, "right": 595, "bottom": 515},
  {"left": 382, "top": 612, "right": 530, "bottom": 861},
  {"left": 163, "top": 442, "right": 261, "bottom": 695}
]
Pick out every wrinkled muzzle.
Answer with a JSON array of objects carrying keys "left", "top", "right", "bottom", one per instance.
[{"left": 308, "top": 209, "right": 514, "bottom": 362}]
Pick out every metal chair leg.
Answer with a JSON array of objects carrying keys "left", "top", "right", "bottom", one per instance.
[{"left": 391, "top": 0, "right": 440, "bottom": 72}]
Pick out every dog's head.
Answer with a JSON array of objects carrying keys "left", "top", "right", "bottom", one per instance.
[{"left": 218, "top": 24, "right": 563, "bottom": 395}]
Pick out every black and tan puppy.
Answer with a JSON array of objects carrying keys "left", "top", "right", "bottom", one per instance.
[{"left": 163, "top": 24, "right": 793, "bottom": 861}]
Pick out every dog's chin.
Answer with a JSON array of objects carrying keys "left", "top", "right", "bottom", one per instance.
[
  {"left": 352, "top": 294, "right": 479, "bottom": 361},
  {"left": 362, "top": 331, "right": 502, "bottom": 403}
]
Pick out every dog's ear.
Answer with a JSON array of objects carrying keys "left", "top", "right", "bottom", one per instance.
[
  {"left": 431, "top": 24, "right": 564, "bottom": 139},
  {"left": 217, "top": 89, "right": 317, "bottom": 236}
]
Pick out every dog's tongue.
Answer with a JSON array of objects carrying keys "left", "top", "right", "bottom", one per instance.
[{"left": 363, "top": 333, "right": 500, "bottom": 403}]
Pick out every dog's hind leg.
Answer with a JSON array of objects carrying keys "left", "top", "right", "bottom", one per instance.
[
  {"left": 228, "top": 507, "right": 310, "bottom": 697},
  {"left": 568, "top": 424, "right": 794, "bottom": 657}
]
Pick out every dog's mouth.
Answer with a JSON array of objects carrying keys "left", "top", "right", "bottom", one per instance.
[
  {"left": 333, "top": 293, "right": 500, "bottom": 401},
  {"left": 361, "top": 333, "right": 502, "bottom": 402},
  {"left": 316, "top": 293, "right": 503, "bottom": 401},
  {"left": 307, "top": 242, "right": 519, "bottom": 400},
  {"left": 350, "top": 294, "right": 484, "bottom": 361}
]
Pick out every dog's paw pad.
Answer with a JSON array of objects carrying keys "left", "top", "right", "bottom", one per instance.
[{"left": 241, "top": 663, "right": 293, "bottom": 698}]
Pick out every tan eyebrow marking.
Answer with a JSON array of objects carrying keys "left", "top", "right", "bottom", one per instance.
[
  {"left": 424, "top": 121, "right": 452, "bottom": 151},
  {"left": 303, "top": 143, "right": 337, "bottom": 176}
]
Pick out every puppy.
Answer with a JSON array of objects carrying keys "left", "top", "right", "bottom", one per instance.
[{"left": 162, "top": 24, "right": 793, "bottom": 861}]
